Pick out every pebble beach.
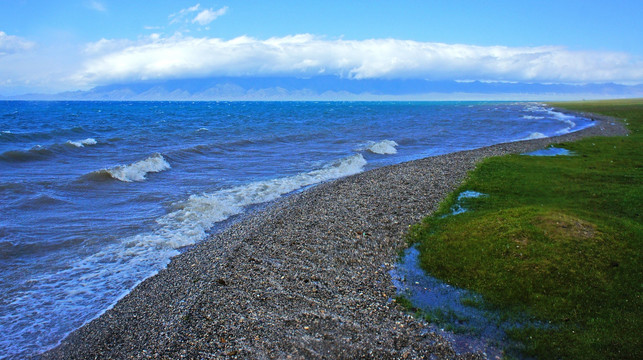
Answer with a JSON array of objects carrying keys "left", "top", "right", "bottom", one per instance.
[{"left": 41, "top": 111, "right": 628, "bottom": 359}]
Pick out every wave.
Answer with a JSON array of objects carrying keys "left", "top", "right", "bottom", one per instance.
[
  {"left": 170, "top": 143, "right": 226, "bottom": 160},
  {"left": 66, "top": 138, "right": 97, "bottom": 148},
  {"left": 520, "top": 132, "right": 548, "bottom": 141},
  {"left": 524, "top": 104, "right": 579, "bottom": 134},
  {"left": 0, "top": 138, "right": 98, "bottom": 162},
  {"left": 0, "top": 236, "right": 85, "bottom": 260},
  {"left": 365, "top": 140, "right": 399, "bottom": 155},
  {"left": 523, "top": 104, "right": 593, "bottom": 136},
  {"left": 44, "top": 154, "right": 368, "bottom": 322},
  {"left": 0, "top": 145, "right": 53, "bottom": 162},
  {"left": 523, "top": 103, "right": 549, "bottom": 113},
  {"left": 547, "top": 110, "right": 578, "bottom": 134},
  {"left": 0, "top": 127, "right": 87, "bottom": 144},
  {"left": 547, "top": 109, "right": 576, "bottom": 132},
  {"left": 131, "top": 153, "right": 367, "bottom": 250},
  {"left": 89, "top": 153, "right": 171, "bottom": 182},
  {"left": 17, "top": 194, "right": 70, "bottom": 210},
  {"left": 0, "top": 182, "right": 30, "bottom": 194}
]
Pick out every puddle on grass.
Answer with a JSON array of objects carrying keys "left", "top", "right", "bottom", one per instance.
[
  {"left": 391, "top": 246, "right": 504, "bottom": 358},
  {"left": 449, "top": 190, "right": 486, "bottom": 216},
  {"left": 391, "top": 246, "right": 548, "bottom": 359},
  {"left": 522, "top": 147, "right": 573, "bottom": 156}
]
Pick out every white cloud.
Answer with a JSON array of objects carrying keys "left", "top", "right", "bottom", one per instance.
[
  {"left": 186, "top": 4, "right": 201, "bottom": 12},
  {"left": 169, "top": 3, "right": 202, "bottom": 24},
  {"left": 84, "top": 38, "right": 136, "bottom": 55},
  {"left": 72, "top": 34, "right": 643, "bottom": 86},
  {"left": 0, "top": 31, "right": 35, "bottom": 56},
  {"left": 87, "top": 1, "right": 106, "bottom": 12},
  {"left": 0, "top": 38, "right": 86, "bottom": 95},
  {"left": 192, "top": 6, "right": 228, "bottom": 25}
]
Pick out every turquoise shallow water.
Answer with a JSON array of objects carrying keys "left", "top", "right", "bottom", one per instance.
[{"left": 0, "top": 101, "right": 592, "bottom": 358}]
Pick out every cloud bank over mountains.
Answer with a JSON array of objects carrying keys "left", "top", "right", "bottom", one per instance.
[
  {"left": 76, "top": 34, "right": 643, "bottom": 87},
  {"left": 1, "top": 1, "right": 642, "bottom": 101}
]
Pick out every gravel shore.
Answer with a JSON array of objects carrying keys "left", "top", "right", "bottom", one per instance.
[{"left": 41, "top": 112, "right": 627, "bottom": 360}]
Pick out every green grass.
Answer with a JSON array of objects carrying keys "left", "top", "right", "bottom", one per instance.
[{"left": 407, "top": 99, "right": 643, "bottom": 359}]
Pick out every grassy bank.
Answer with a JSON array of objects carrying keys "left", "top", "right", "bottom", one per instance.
[{"left": 407, "top": 99, "right": 642, "bottom": 359}]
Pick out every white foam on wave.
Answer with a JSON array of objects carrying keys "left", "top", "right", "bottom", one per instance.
[
  {"left": 66, "top": 138, "right": 97, "bottom": 147},
  {"left": 523, "top": 103, "right": 548, "bottom": 113},
  {"left": 521, "top": 132, "right": 548, "bottom": 140},
  {"left": 366, "top": 140, "right": 399, "bottom": 155},
  {"left": 522, "top": 103, "right": 590, "bottom": 137},
  {"left": 146, "top": 153, "right": 367, "bottom": 249},
  {"left": 105, "top": 153, "right": 171, "bottom": 182},
  {"left": 547, "top": 109, "right": 577, "bottom": 134},
  {"left": 100, "top": 153, "right": 367, "bottom": 259}
]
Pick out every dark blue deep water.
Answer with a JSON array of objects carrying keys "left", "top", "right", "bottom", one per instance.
[{"left": 0, "top": 101, "right": 592, "bottom": 358}]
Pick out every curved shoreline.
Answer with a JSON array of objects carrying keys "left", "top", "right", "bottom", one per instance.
[{"left": 41, "top": 112, "right": 627, "bottom": 359}]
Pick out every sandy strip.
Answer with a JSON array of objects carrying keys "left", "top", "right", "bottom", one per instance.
[{"left": 41, "top": 112, "right": 627, "bottom": 359}]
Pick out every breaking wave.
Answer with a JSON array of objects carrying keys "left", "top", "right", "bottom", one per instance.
[
  {"left": 523, "top": 104, "right": 549, "bottom": 113},
  {"left": 548, "top": 110, "right": 577, "bottom": 134},
  {"left": 365, "top": 140, "right": 399, "bottom": 154},
  {"left": 521, "top": 103, "right": 595, "bottom": 136},
  {"left": 135, "top": 153, "right": 367, "bottom": 250},
  {"left": 90, "top": 153, "right": 171, "bottom": 182},
  {"left": 66, "top": 138, "right": 97, "bottom": 148},
  {"left": 521, "top": 132, "right": 548, "bottom": 140}
]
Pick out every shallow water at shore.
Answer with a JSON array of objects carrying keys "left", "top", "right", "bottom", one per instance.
[
  {"left": 392, "top": 246, "right": 505, "bottom": 356},
  {"left": 391, "top": 245, "right": 552, "bottom": 359},
  {"left": 522, "top": 147, "right": 573, "bottom": 156}
]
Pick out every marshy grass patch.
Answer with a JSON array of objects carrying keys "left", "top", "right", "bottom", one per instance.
[{"left": 405, "top": 99, "right": 642, "bottom": 359}]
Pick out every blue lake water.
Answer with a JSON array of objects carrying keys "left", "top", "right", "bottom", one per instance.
[{"left": 0, "top": 101, "right": 592, "bottom": 358}]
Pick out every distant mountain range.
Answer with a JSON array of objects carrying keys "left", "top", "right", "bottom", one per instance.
[{"left": 3, "top": 76, "right": 643, "bottom": 101}]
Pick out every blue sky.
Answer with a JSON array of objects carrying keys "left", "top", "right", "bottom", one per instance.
[{"left": 1, "top": 0, "right": 642, "bottom": 97}]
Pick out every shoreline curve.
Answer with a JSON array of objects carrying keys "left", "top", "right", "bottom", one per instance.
[{"left": 41, "top": 111, "right": 628, "bottom": 359}]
